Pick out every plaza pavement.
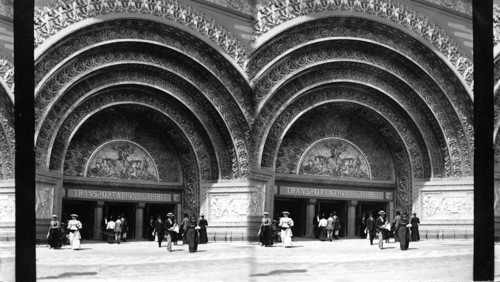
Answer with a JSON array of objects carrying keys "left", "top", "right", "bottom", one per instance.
[{"left": 30, "top": 237, "right": 478, "bottom": 282}]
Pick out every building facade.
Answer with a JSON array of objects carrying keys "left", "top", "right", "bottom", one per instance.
[{"left": 27, "top": 0, "right": 474, "bottom": 241}]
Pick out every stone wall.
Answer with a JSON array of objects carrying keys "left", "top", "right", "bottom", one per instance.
[
  {"left": 0, "top": 179, "right": 14, "bottom": 241},
  {"left": 35, "top": 169, "right": 64, "bottom": 242},
  {"left": 412, "top": 179, "right": 473, "bottom": 237}
]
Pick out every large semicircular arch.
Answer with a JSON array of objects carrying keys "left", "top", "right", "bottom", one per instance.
[
  {"left": 253, "top": 0, "right": 473, "bottom": 95},
  {"left": 34, "top": 1, "right": 248, "bottom": 74}
]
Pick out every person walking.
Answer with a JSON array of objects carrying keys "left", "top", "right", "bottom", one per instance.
[
  {"left": 398, "top": 212, "right": 411, "bottom": 250},
  {"left": 153, "top": 214, "right": 165, "bottom": 248},
  {"left": 393, "top": 211, "right": 401, "bottom": 242},
  {"left": 411, "top": 213, "right": 421, "bottom": 241},
  {"left": 279, "top": 211, "right": 294, "bottom": 248},
  {"left": 165, "top": 213, "right": 175, "bottom": 252},
  {"left": 313, "top": 213, "right": 320, "bottom": 239},
  {"left": 47, "top": 214, "right": 62, "bottom": 249},
  {"left": 147, "top": 216, "right": 155, "bottom": 241},
  {"left": 258, "top": 212, "right": 273, "bottom": 247},
  {"left": 120, "top": 215, "right": 128, "bottom": 242},
  {"left": 358, "top": 214, "right": 366, "bottom": 239},
  {"left": 173, "top": 219, "right": 180, "bottom": 245},
  {"left": 67, "top": 214, "right": 82, "bottom": 250},
  {"left": 106, "top": 216, "right": 116, "bottom": 243},
  {"left": 326, "top": 213, "right": 334, "bottom": 242},
  {"left": 366, "top": 213, "right": 376, "bottom": 245},
  {"left": 198, "top": 215, "right": 208, "bottom": 244},
  {"left": 100, "top": 215, "right": 108, "bottom": 241},
  {"left": 375, "top": 211, "right": 386, "bottom": 249},
  {"left": 114, "top": 216, "right": 123, "bottom": 244},
  {"left": 333, "top": 211, "right": 340, "bottom": 239},
  {"left": 182, "top": 213, "right": 189, "bottom": 244},
  {"left": 185, "top": 214, "right": 199, "bottom": 253},
  {"left": 318, "top": 214, "right": 327, "bottom": 241}
]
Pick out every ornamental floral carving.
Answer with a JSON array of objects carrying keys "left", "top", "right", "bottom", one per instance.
[
  {"left": 253, "top": 0, "right": 473, "bottom": 90},
  {"left": 34, "top": 20, "right": 253, "bottom": 122},
  {"left": 251, "top": 45, "right": 470, "bottom": 177},
  {"left": 0, "top": 50, "right": 13, "bottom": 95},
  {"left": 248, "top": 19, "right": 474, "bottom": 159},
  {"left": 265, "top": 90, "right": 428, "bottom": 179},
  {"left": 253, "top": 67, "right": 445, "bottom": 178},
  {"left": 35, "top": 48, "right": 249, "bottom": 178},
  {"left": 34, "top": 0, "right": 248, "bottom": 68}
]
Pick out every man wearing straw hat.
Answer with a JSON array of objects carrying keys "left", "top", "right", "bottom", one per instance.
[
  {"left": 375, "top": 211, "right": 386, "bottom": 249},
  {"left": 165, "top": 212, "right": 175, "bottom": 252}
]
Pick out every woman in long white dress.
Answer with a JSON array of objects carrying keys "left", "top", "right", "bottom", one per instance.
[
  {"left": 279, "top": 211, "right": 294, "bottom": 248},
  {"left": 67, "top": 214, "right": 83, "bottom": 250}
]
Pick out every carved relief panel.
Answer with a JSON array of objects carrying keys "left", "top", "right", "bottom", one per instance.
[{"left": 35, "top": 185, "right": 54, "bottom": 219}]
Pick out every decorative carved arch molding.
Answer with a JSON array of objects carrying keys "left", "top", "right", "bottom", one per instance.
[
  {"left": 34, "top": 0, "right": 249, "bottom": 72},
  {"left": 46, "top": 89, "right": 220, "bottom": 181},
  {"left": 252, "top": 64, "right": 451, "bottom": 178},
  {"left": 265, "top": 99, "right": 413, "bottom": 211},
  {"left": 59, "top": 104, "right": 201, "bottom": 213},
  {"left": 35, "top": 40, "right": 250, "bottom": 178},
  {"left": 253, "top": 0, "right": 473, "bottom": 95},
  {"left": 250, "top": 34, "right": 472, "bottom": 178},
  {"left": 34, "top": 19, "right": 253, "bottom": 124},
  {"left": 0, "top": 50, "right": 14, "bottom": 180}
]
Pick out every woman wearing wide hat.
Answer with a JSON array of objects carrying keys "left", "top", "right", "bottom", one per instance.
[
  {"left": 397, "top": 212, "right": 411, "bottom": 250},
  {"left": 185, "top": 214, "right": 200, "bottom": 253},
  {"left": 279, "top": 211, "right": 294, "bottom": 248},
  {"left": 46, "top": 214, "right": 62, "bottom": 249},
  {"left": 67, "top": 214, "right": 83, "bottom": 250},
  {"left": 258, "top": 212, "right": 273, "bottom": 247}
]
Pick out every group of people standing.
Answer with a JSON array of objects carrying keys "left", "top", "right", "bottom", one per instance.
[
  {"left": 148, "top": 213, "right": 208, "bottom": 253},
  {"left": 363, "top": 211, "right": 420, "bottom": 250},
  {"left": 314, "top": 212, "right": 341, "bottom": 241},
  {"left": 258, "top": 211, "right": 294, "bottom": 248},
  {"left": 47, "top": 214, "right": 83, "bottom": 250},
  {"left": 102, "top": 214, "right": 129, "bottom": 244}
]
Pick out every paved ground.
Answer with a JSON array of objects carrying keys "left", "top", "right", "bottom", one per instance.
[{"left": 0, "top": 238, "right": 488, "bottom": 281}]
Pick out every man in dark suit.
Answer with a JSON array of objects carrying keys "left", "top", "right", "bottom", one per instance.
[
  {"left": 366, "top": 213, "right": 375, "bottom": 245},
  {"left": 393, "top": 211, "right": 401, "bottom": 242},
  {"left": 375, "top": 211, "right": 386, "bottom": 249},
  {"left": 164, "top": 212, "right": 175, "bottom": 252},
  {"left": 153, "top": 214, "right": 164, "bottom": 248}
]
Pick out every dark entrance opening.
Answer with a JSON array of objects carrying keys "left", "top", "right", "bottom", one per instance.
[
  {"left": 357, "top": 201, "right": 389, "bottom": 237},
  {"left": 62, "top": 200, "right": 94, "bottom": 240},
  {"left": 316, "top": 200, "right": 347, "bottom": 237},
  {"left": 104, "top": 202, "right": 136, "bottom": 239},
  {"left": 144, "top": 203, "right": 177, "bottom": 239},
  {"left": 274, "top": 197, "right": 307, "bottom": 237}
]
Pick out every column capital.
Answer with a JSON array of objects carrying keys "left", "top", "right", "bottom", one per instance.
[
  {"left": 97, "top": 201, "right": 105, "bottom": 207},
  {"left": 136, "top": 202, "right": 146, "bottom": 209},
  {"left": 307, "top": 198, "right": 317, "bottom": 205},
  {"left": 347, "top": 200, "right": 358, "bottom": 207}
]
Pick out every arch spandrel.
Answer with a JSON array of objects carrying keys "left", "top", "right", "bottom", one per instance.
[
  {"left": 252, "top": 0, "right": 473, "bottom": 96},
  {"left": 34, "top": 1, "right": 249, "bottom": 72}
]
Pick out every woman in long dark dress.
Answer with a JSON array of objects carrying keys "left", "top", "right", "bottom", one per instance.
[
  {"left": 258, "top": 212, "right": 273, "bottom": 247},
  {"left": 411, "top": 213, "right": 420, "bottom": 241},
  {"left": 47, "top": 215, "right": 62, "bottom": 249},
  {"left": 198, "top": 215, "right": 208, "bottom": 244},
  {"left": 185, "top": 214, "right": 199, "bottom": 253},
  {"left": 397, "top": 212, "right": 411, "bottom": 250}
]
